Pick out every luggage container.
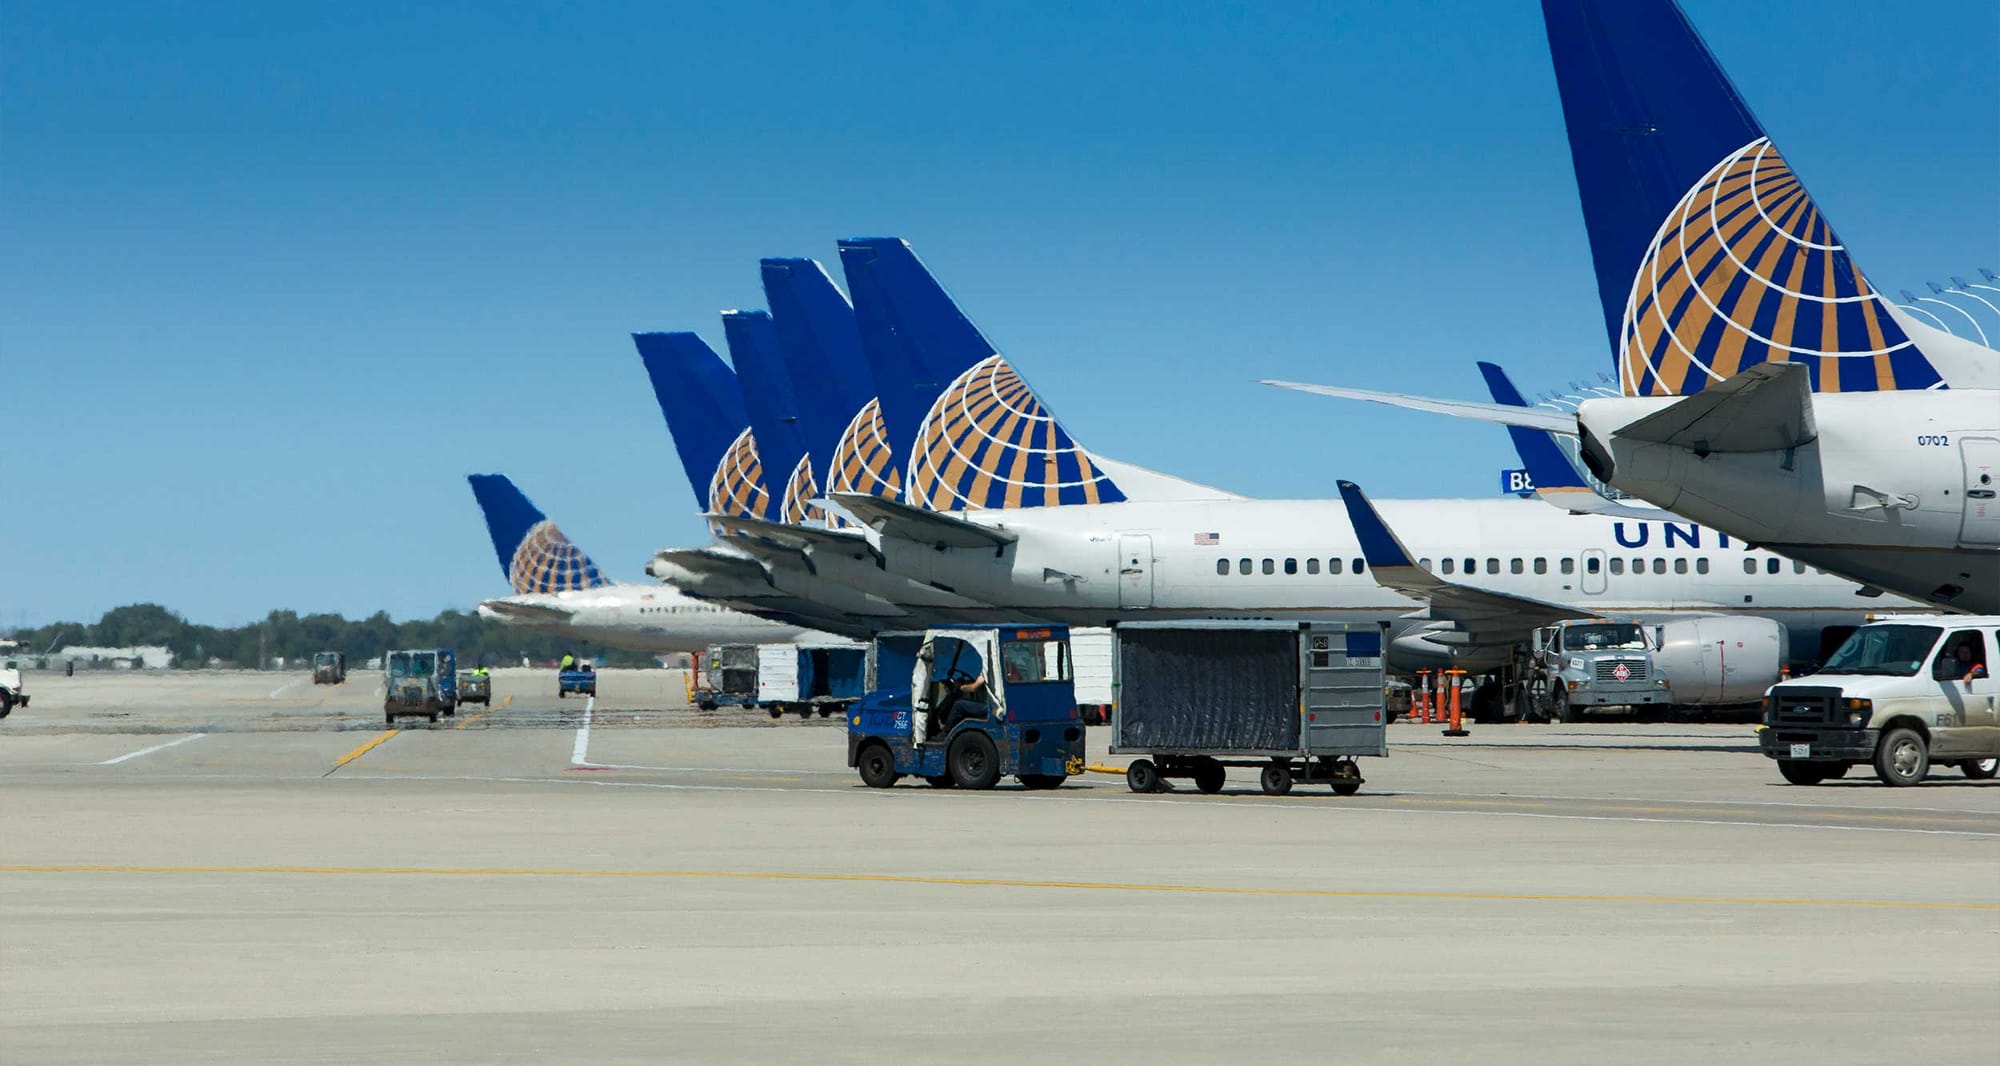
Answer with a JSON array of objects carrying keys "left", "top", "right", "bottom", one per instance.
[
  {"left": 1111, "top": 621, "right": 1388, "bottom": 796},
  {"left": 756, "top": 641, "right": 870, "bottom": 718},
  {"left": 1071, "top": 627, "right": 1115, "bottom": 725}
]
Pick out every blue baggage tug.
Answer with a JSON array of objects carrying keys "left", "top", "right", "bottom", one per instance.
[{"left": 848, "top": 625, "right": 1087, "bottom": 790}]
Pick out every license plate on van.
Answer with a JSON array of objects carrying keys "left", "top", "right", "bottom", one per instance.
[{"left": 1789, "top": 743, "right": 1811, "bottom": 758}]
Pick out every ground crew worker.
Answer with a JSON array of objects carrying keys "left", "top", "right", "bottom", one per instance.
[
  {"left": 559, "top": 652, "right": 575, "bottom": 672},
  {"left": 941, "top": 673, "right": 991, "bottom": 733}
]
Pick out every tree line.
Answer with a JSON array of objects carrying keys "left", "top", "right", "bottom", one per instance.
[{"left": 6, "top": 603, "right": 662, "bottom": 669}]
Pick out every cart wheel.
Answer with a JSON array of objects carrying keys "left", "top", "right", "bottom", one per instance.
[
  {"left": 385, "top": 712, "right": 395, "bottom": 727},
  {"left": 1328, "top": 759, "right": 1362, "bottom": 796},
  {"left": 1125, "top": 758, "right": 1160, "bottom": 794},
  {"left": 428, "top": 713, "right": 439, "bottom": 724},
  {"left": 924, "top": 774, "right": 956, "bottom": 789},
  {"left": 698, "top": 700, "right": 718, "bottom": 711},
  {"left": 1193, "top": 760, "right": 1226, "bottom": 794},
  {"left": 796, "top": 705, "right": 813, "bottom": 719},
  {"left": 444, "top": 707, "right": 455, "bottom": 718},
  {"left": 766, "top": 707, "right": 782, "bottom": 719},
  {"left": 856, "top": 742, "right": 899, "bottom": 788},
  {"left": 1260, "top": 762, "right": 1293, "bottom": 796},
  {"left": 948, "top": 731, "right": 1001, "bottom": 790}
]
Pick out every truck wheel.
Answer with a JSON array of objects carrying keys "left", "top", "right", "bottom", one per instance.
[
  {"left": 557, "top": 690, "right": 566, "bottom": 699},
  {"left": 0, "top": 692, "right": 12, "bottom": 719},
  {"left": 856, "top": 742, "right": 899, "bottom": 788},
  {"left": 1260, "top": 762, "right": 1293, "bottom": 796},
  {"left": 1125, "top": 758, "right": 1160, "bottom": 794},
  {"left": 1963, "top": 758, "right": 1998, "bottom": 780},
  {"left": 698, "top": 700, "right": 718, "bottom": 711},
  {"left": 1552, "top": 687, "right": 1574, "bottom": 723},
  {"left": 1777, "top": 760, "right": 1827, "bottom": 786},
  {"left": 384, "top": 710, "right": 395, "bottom": 727},
  {"left": 1873, "top": 727, "right": 1929, "bottom": 787},
  {"left": 1193, "top": 760, "right": 1226, "bottom": 794},
  {"left": 1019, "top": 774, "right": 1064, "bottom": 790},
  {"left": 948, "top": 732, "right": 1001, "bottom": 790}
]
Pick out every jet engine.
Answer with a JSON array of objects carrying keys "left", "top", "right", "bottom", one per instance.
[{"left": 1650, "top": 616, "right": 1786, "bottom": 706}]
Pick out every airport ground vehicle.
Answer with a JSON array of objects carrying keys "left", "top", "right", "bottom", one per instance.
[
  {"left": 312, "top": 651, "right": 346, "bottom": 685},
  {"left": 0, "top": 658, "right": 28, "bottom": 718},
  {"left": 384, "top": 649, "right": 457, "bottom": 725},
  {"left": 756, "top": 641, "right": 868, "bottom": 718},
  {"left": 694, "top": 644, "right": 757, "bottom": 710},
  {"left": 1071, "top": 627, "right": 1114, "bottom": 724},
  {"left": 459, "top": 670, "right": 491, "bottom": 706},
  {"left": 1760, "top": 617, "right": 1999, "bottom": 787},
  {"left": 1113, "top": 621, "right": 1388, "bottom": 796},
  {"left": 1528, "top": 620, "right": 1667, "bottom": 721},
  {"left": 558, "top": 660, "right": 597, "bottom": 698},
  {"left": 848, "top": 625, "right": 1086, "bottom": 791}
]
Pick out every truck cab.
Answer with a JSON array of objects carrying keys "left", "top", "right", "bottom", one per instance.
[
  {"left": 384, "top": 648, "right": 457, "bottom": 725},
  {"left": 0, "top": 657, "right": 27, "bottom": 718},
  {"left": 1529, "top": 619, "right": 1670, "bottom": 721},
  {"left": 312, "top": 651, "right": 346, "bottom": 685},
  {"left": 847, "top": 625, "right": 1087, "bottom": 791},
  {"left": 1761, "top": 617, "right": 1999, "bottom": 786}
]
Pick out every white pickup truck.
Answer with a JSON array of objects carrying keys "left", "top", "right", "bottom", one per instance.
[
  {"left": 1759, "top": 616, "right": 1998, "bottom": 786},
  {"left": 1, "top": 659, "right": 28, "bottom": 718}
]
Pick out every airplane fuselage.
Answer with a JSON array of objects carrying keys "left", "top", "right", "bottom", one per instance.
[{"left": 478, "top": 582, "right": 832, "bottom": 654}]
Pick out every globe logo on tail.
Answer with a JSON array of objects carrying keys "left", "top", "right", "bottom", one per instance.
[
  {"left": 707, "top": 427, "right": 773, "bottom": 519},
  {"left": 905, "top": 355, "right": 1124, "bottom": 510},
  {"left": 1621, "top": 138, "right": 1939, "bottom": 396},
  {"left": 781, "top": 453, "right": 827, "bottom": 526},
  {"left": 508, "top": 521, "right": 606, "bottom": 594},
  {"left": 827, "top": 398, "right": 902, "bottom": 503}
]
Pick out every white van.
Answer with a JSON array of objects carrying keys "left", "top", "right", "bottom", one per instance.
[{"left": 1759, "top": 616, "right": 1998, "bottom": 786}]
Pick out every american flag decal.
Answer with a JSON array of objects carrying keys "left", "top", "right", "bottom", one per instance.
[{"left": 1193, "top": 532, "right": 1219, "bottom": 545}]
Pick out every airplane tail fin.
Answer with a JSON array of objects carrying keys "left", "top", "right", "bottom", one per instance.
[
  {"left": 759, "top": 258, "right": 894, "bottom": 509},
  {"left": 632, "top": 331, "right": 778, "bottom": 520},
  {"left": 837, "top": 237, "right": 1125, "bottom": 510},
  {"left": 1543, "top": 0, "right": 1942, "bottom": 395},
  {"left": 467, "top": 474, "right": 610, "bottom": 593},
  {"left": 721, "top": 309, "right": 819, "bottom": 525}
]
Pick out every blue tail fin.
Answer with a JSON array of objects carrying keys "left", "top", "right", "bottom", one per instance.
[
  {"left": 632, "top": 331, "right": 778, "bottom": 519},
  {"left": 466, "top": 474, "right": 609, "bottom": 593},
  {"left": 1475, "top": 362, "right": 1593, "bottom": 494},
  {"left": 760, "top": 258, "right": 894, "bottom": 509},
  {"left": 837, "top": 237, "right": 1124, "bottom": 510},
  {"left": 721, "top": 309, "right": 820, "bottom": 525},
  {"left": 1542, "top": 0, "right": 1941, "bottom": 396}
]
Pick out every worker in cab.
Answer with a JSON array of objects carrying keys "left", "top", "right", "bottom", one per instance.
[{"left": 1944, "top": 636, "right": 1987, "bottom": 683}]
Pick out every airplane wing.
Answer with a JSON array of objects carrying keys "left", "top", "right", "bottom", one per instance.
[
  {"left": 1475, "top": 362, "right": 1670, "bottom": 521},
  {"left": 1337, "top": 480, "right": 1592, "bottom": 646},
  {"left": 830, "top": 492, "right": 1017, "bottom": 550},
  {"left": 1616, "top": 362, "right": 1816, "bottom": 453},
  {"left": 1261, "top": 380, "right": 1577, "bottom": 434}
]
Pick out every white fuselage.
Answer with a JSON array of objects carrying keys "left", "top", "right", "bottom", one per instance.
[
  {"left": 478, "top": 582, "right": 835, "bottom": 654},
  {"left": 1577, "top": 389, "right": 2000, "bottom": 612}
]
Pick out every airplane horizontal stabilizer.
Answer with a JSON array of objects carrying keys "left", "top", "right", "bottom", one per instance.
[
  {"left": 477, "top": 599, "right": 576, "bottom": 625},
  {"left": 830, "top": 491, "right": 1018, "bottom": 550},
  {"left": 1338, "top": 480, "right": 1593, "bottom": 646},
  {"left": 707, "top": 512, "right": 881, "bottom": 565},
  {"left": 1474, "top": 362, "right": 1671, "bottom": 520},
  {"left": 1616, "top": 362, "right": 1816, "bottom": 453},
  {"left": 649, "top": 547, "right": 772, "bottom": 587},
  {"left": 1262, "top": 380, "right": 1577, "bottom": 434}
]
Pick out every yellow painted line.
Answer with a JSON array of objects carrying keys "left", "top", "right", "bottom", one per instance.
[
  {"left": 501, "top": 695, "right": 513, "bottom": 709},
  {"left": 0, "top": 865, "right": 1990, "bottom": 911},
  {"left": 331, "top": 730, "right": 397, "bottom": 770},
  {"left": 455, "top": 711, "right": 490, "bottom": 730}
]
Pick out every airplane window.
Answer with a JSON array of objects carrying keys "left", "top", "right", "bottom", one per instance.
[
  {"left": 1581, "top": 557, "right": 1596, "bottom": 574},
  {"left": 1652, "top": 558, "right": 1666, "bottom": 575},
  {"left": 1766, "top": 557, "right": 1781, "bottom": 575},
  {"left": 1215, "top": 559, "right": 1229, "bottom": 576},
  {"left": 1330, "top": 558, "right": 1344, "bottom": 575},
  {"left": 1353, "top": 559, "right": 1365, "bottom": 574},
  {"left": 1463, "top": 557, "right": 1476, "bottom": 574},
  {"left": 1793, "top": 560, "right": 1805, "bottom": 574},
  {"left": 1440, "top": 558, "right": 1455, "bottom": 575},
  {"left": 1239, "top": 558, "right": 1252, "bottom": 575},
  {"left": 1609, "top": 558, "right": 1625, "bottom": 575},
  {"left": 1262, "top": 558, "right": 1275, "bottom": 575},
  {"left": 1674, "top": 558, "right": 1688, "bottom": 575},
  {"left": 1533, "top": 558, "right": 1547, "bottom": 575},
  {"left": 1307, "top": 558, "right": 1320, "bottom": 574},
  {"left": 1697, "top": 558, "right": 1709, "bottom": 575},
  {"left": 1744, "top": 558, "right": 1757, "bottom": 575},
  {"left": 1631, "top": 558, "right": 1644, "bottom": 573},
  {"left": 1416, "top": 558, "right": 1429, "bottom": 571},
  {"left": 1486, "top": 558, "right": 1499, "bottom": 575},
  {"left": 1561, "top": 558, "right": 1575, "bottom": 575},
  {"left": 1510, "top": 558, "right": 1524, "bottom": 575},
  {"left": 1284, "top": 558, "right": 1298, "bottom": 575}
]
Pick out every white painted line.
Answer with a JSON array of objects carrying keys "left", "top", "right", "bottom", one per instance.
[
  {"left": 570, "top": 697, "right": 594, "bottom": 766},
  {"left": 266, "top": 678, "right": 308, "bottom": 700},
  {"left": 100, "top": 734, "right": 206, "bottom": 765}
]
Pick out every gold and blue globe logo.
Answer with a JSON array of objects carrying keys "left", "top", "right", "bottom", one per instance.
[
  {"left": 508, "top": 521, "right": 607, "bottom": 594},
  {"left": 905, "top": 355, "right": 1124, "bottom": 509},
  {"left": 707, "top": 427, "right": 773, "bottom": 519},
  {"left": 1620, "top": 137, "right": 1939, "bottom": 396},
  {"left": 827, "top": 398, "right": 902, "bottom": 504}
]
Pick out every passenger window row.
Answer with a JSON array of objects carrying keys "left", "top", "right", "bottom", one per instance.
[{"left": 1214, "top": 557, "right": 1367, "bottom": 576}]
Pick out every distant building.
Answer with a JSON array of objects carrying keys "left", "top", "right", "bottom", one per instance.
[{"left": 55, "top": 645, "right": 175, "bottom": 670}]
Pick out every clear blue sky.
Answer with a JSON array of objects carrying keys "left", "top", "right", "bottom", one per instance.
[{"left": 5, "top": 1, "right": 1995, "bottom": 628}]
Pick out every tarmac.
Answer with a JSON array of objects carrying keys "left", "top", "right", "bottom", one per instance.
[{"left": 3, "top": 668, "right": 1997, "bottom": 1064}]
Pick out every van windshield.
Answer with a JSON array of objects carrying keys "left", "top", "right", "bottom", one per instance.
[
  {"left": 1820, "top": 625, "right": 1940, "bottom": 677},
  {"left": 389, "top": 653, "right": 435, "bottom": 679},
  {"left": 1565, "top": 624, "right": 1646, "bottom": 650}
]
